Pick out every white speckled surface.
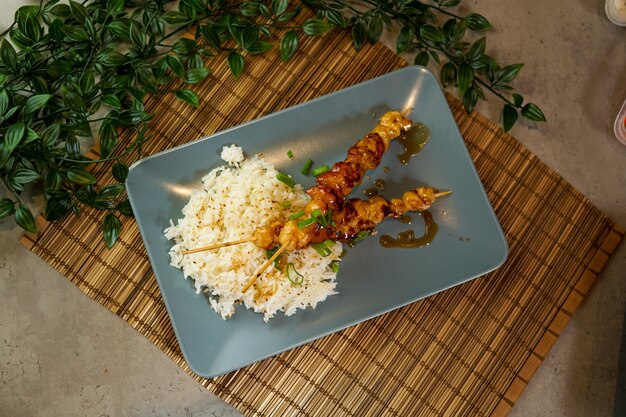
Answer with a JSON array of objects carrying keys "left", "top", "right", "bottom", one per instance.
[{"left": 1, "top": 1, "right": 625, "bottom": 416}]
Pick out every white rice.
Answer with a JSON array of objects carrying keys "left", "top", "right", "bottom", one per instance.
[{"left": 165, "top": 145, "right": 342, "bottom": 321}]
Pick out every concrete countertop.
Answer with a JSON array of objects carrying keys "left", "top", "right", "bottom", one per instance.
[{"left": 1, "top": 0, "right": 625, "bottom": 416}]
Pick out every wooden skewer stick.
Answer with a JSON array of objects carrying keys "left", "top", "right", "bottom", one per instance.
[
  {"left": 242, "top": 243, "right": 288, "bottom": 293},
  {"left": 434, "top": 190, "right": 452, "bottom": 198},
  {"left": 182, "top": 237, "right": 256, "bottom": 255}
]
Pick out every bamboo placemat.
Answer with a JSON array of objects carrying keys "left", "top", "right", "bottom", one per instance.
[{"left": 21, "top": 19, "right": 623, "bottom": 417}]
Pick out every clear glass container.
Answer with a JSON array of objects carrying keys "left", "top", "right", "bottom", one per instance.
[{"left": 606, "top": 0, "right": 626, "bottom": 26}]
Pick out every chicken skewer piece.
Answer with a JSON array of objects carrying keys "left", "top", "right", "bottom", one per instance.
[
  {"left": 241, "top": 188, "right": 450, "bottom": 292},
  {"left": 306, "top": 110, "right": 413, "bottom": 210}
]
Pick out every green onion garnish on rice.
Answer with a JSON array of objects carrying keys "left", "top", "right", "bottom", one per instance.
[
  {"left": 330, "top": 260, "right": 340, "bottom": 273},
  {"left": 311, "top": 242, "right": 332, "bottom": 257},
  {"left": 276, "top": 172, "right": 295, "bottom": 188},
  {"left": 286, "top": 262, "right": 304, "bottom": 285},
  {"left": 281, "top": 201, "right": 292, "bottom": 208}
]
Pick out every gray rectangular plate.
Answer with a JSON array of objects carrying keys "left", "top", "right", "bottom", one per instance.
[{"left": 126, "top": 66, "right": 508, "bottom": 378}]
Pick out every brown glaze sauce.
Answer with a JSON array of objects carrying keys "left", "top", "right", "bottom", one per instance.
[
  {"left": 364, "top": 187, "right": 379, "bottom": 197},
  {"left": 379, "top": 211, "right": 439, "bottom": 248},
  {"left": 374, "top": 178, "right": 386, "bottom": 190},
  {"left": 397, "top": 122, "right": 430, "bottom": 165},
  {"left": 399, "top": 214, "right": 412, "bottom": 224}
]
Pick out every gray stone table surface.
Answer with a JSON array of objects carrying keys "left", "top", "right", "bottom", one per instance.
[{"left": 1, "top": 0, "right": 625, "bottom": 416}]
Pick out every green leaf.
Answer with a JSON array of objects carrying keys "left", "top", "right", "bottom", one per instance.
[
  {"left": 351, "top": 21, "right": 367, "bottom": 51},
  {"left": 129, "top": 21, "right": 146, "bottom": 47},
  {"left": 15, "top": 204, "right": 37, "bottom": 233},
  {"left": 108, "top": 20, "right": 131, "bottom": 40},
  {"left": 102, "top": 94, "right": 122, "bottom": 109},
  {"left": 166, "top": 55, "right": 186, "bottom": 79},
  {"left": 201, "top": 25, "right": 220, "bottom": 49},
  {"left": 463, "top": 86, "right": 478, "bottom": 113},
  {"left": 107, "top": 0, "right": 125, "bottom": 14},
  {"left": 47, "top": 59, "right": 74, "bottom": 76},
  {"left": 498, "top": 63, "right": 524, "bottom": 83},
  {"left": 326, "top": 10, "right": 346, "bottom": 28},
  {"left": 12, "top": 168, "right": 40, "bottom": 185},
  {"left": 44, "top": 192, "right": 71, "bottom": 221},
  {"left": 521, "top": 103, "right": 546, "bottom": 122},
  {"left": 280, "top": 30, "right": 298, "bottom": 62},
  {"left": 414, "top": 51, "right": 429, "bottom": 66},
  {"left": 1, "top": 40, "right": 18, "bottom": 72},
  {"left": 99, "top": 119, "right": 118, "bottom": 157},
  {"left": 440, "top": 62, "right": 456, "bottom": 86},
  {"left": 512, "top": 93, "right": 524, "bottom": 107},
  {"left": 227, "top": 52, "right": 244, "bottom": 79},
  {"left": 0, "top": 89, "right": 8, "bottom": 115},
  {"left": 172, "top": 38, "right": 196, "bottom": 56},
  {"left": 69, "top": 0, "right": 90, "bottom": 23},
  {"left": 246, "top": 40, "right": 273, "bottom": 54},
  {"left": 112, "top": 161, "right": 129, "bottom": 183},
  {"left": 49, "top": 4, "right": 71, "bottom": 18},
  {"left": 502, "top": 104, "right": 518, "bottom": 132},
  {"left": 67, "top": 167, "right": 97, "bottom": 185},
  {"left": 419, "top": 25, "right": 445, "bottom": 43},
  {"left": 99, "top": 184, "right": 125, "bottom": 200},
  {"left": 118, "top": 110, "right": 153, "bottom": 125},
  {"left": 23, "top": 128, "right": 39, "bottom": 144},
  {"left": 45, "top": 169, "right": 63, "bottom": 190},
  {"left": 117, "top": 199, "right": 133, "bottom": 217},
  {"left": 0, "top": 198, "right": 15, "bottom": 219},
  {"left": 367, "top": 17, "right": 383, "bottom": 44},
  {"left": 5, "top": 122, "right": 26, "bottom": 154},
  {"left": 186, "top": 67, "right": 210, "bottom": 84},
  {"left": 61, "top": 25, "right": 90, "bottom": 42},
  {"left": 175, "top": 89, "right": 200, "bottom": 108},
  {"left": 273, "top": 0, "right": 288, "bottom": 16},
  {"left": 163, "top": 11, "right": 189, "bottom": 24},
  {"left": 65, "top": 136, "right": 81, "bottom": 158},
  {"left": 396, "top": 25, "right": 413, "bottom": 54},
  {"left": 240, "top": 2, "right": 260, "bottom": 16},
  {"left": 468, "top": 37, "right": 486, "bottom": 63},
  {"left": 24, "top": 94, "right": 53, "bottom": 114},
  {"left": 466, "top": 13, "right": 492, "bottom": 31},
  {"left": 456, "top": 64, "right": 473, "bottom": 94},
  {"left": 302, "top": 18, "right": 331, "bottom": 36},
  {"left": 103, "top": 213, "right": 121, "bottom": 248}
]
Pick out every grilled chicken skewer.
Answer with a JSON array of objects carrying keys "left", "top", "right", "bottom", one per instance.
[
  {"left": 306, "top": 110, "right": 413, "bottom": 210},
  {"left": 240, "top": 188, "right": 449, "bottom": 292},
  {"left": 256, "top": 188, "right": 449, "bottom": 251}
]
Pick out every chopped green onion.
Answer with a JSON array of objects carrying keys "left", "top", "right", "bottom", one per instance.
[
  {"left": 265, "top": 245, "right": 279, "bottom": 259},
  {"left": 286, "top": 262, "right": 304, "bottom": 285},
  {"left": 311, "top": 242, "right": 332, "bottom": 257},
  {"left": 276, "top": 172, "right": 295, "bottom": 188},
  {"left": 289, "top": 210, "right": 305, "bottom": 220},
  {"left": 354, "top": 230, "right": 369, "bottom": 243},
  {"left": 281, "top": 201, "right": 292, "bottom": 208},
  {"left": 297, "top": 216, "right": 316, "bottom": 229},
  {"left": 330, "top": 260, "right": 340, "bottom": 273},
  {"left": 312, "top": 165, "right": 330, "bottom": 176},
  {"left": 322, "top": 239, "right": 334, "bottom": 248},
  {"left": 300, "top": 159, "right": 313, "bottom": 175},
  {"left": 287, "top": 150, "right": 294, "bottom": 158}
]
